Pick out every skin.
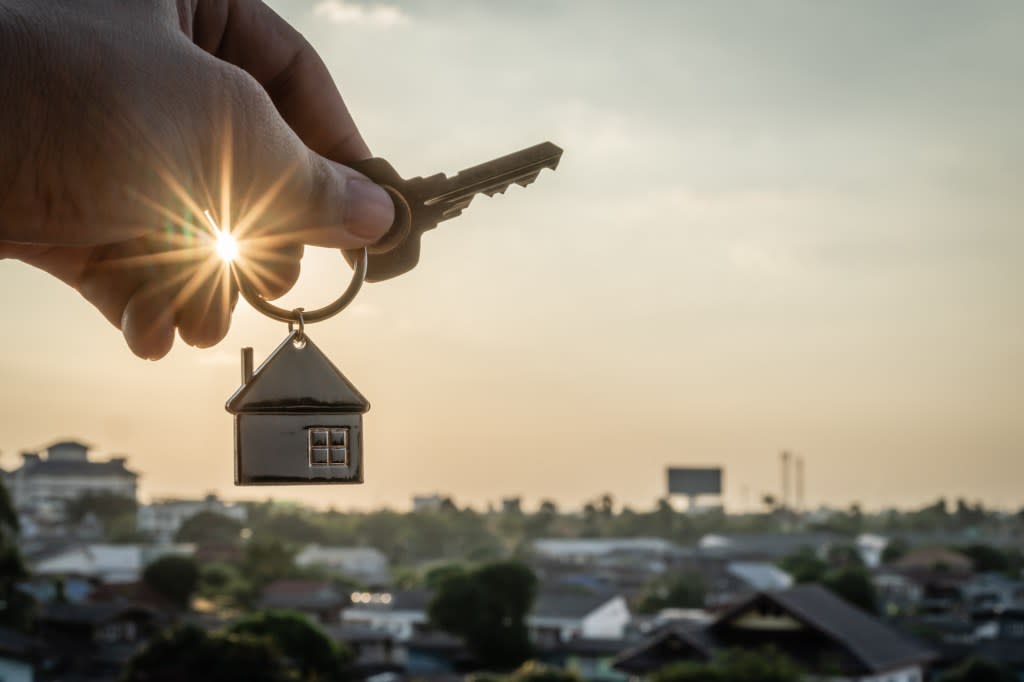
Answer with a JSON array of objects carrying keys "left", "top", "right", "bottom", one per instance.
[{"left": 0, "top": 0, "right": 395, "bottom": 359}]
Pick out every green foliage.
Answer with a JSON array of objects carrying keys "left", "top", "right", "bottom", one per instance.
[
  {"left": 142, "top": 555, "right": 200, "bottom": 609},
  {"left": 228, "top": 610, "right": 352, "bottom": 681},
  {"left": 821, "top": 567, "right": 878, "bottom": 614},
  {"left": 636, "top": 571, "right": 706, "bottom": 613},
  {"left": 121, "top": 624, "right": 288, "bottom": 682},
  {"left": 651, "top": 648, "right": 801, "bottom": 682},
  {"left": 936, "top": 657, "right": 1016, "bottom": 682},
  {"left": 959, "top": 544, "right": 1022, "bottom": 575},
  {"left": 64, "top": 491, "right": 137, "bottom": 536},
  {"left": 175, "top": 511, "right": 244, "bottom": 545},
  {"left": 423, "top": 562, "right": 467, "bottom": 589},
  {"left": 778, "top": 548, "right": 827, "bottom": 583},
  {"left": 881, "top": 538, "right": 910, "bottom": 564},
  {"left": 506, "top": 661, "right": 583, "bottom": 682},
  {"left": 199, "top": 562, "right": 252, "bottom": 610},
  {"left": 242, "top": 538, "right": 299, "bottom": 592},
  {"left": 0, "top": 478, "right": 19, "bottom": 538},
  {"left": 429, "top": 560, "right": 538, "bottom": 669}
]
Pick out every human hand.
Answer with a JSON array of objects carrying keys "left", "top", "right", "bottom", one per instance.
[{"left": 0, "top": 0, "right": 394, "bottom": 359}]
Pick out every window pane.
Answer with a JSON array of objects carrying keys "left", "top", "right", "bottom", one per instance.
[
  {"left": 329, "top": 447, "right": 348, "bottom": 465},
  {"left": 311, "top": 448, "right": 329, "bottom": 465},
  {"left": 310, "top": 430, "right": 328, "bottom": 447},
  {"left": 330, "top": 429, "right": 348, "bottom": 446}
]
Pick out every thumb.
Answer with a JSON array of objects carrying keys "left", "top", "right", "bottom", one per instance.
[{"left": 298, "top": 154, "right": 396, "bottom": 249}]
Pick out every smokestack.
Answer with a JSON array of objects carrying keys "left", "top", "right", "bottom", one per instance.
[
  {"left": 795, "top": 455, "right": 805, "bottom": 513},
  {"left": 781, "top": 451, "right": 791, "bottom": 510},
  {"left": 241, "top": 347, "right": 253, "bottom": 384}
]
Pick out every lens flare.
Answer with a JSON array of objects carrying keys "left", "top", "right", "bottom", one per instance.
[{"left": 204, "top": 210, "right": 239, "bottom": 262}]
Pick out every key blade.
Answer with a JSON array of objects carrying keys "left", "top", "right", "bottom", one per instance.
[{"left": 424, "top": 142, "right": 562, "bottom": 208}]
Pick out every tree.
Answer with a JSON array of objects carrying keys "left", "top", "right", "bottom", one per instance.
[
  {"left": 199, "top": 562, "right": 252, "bottom": 609},
  {"left": 0, "top": 478, "right": 33, "bottom": 631},
  {"left": 175, "top": 511, "right": 244, "bottom": 545},
  {"left": 423, "top": 563, "right": 467, "bottom": 590},
  {"left": 960, "top": 544, "right": 1010, "bottom": 574},
  {"left": 636, "top": 571, "right": 706, "bottom": 613},
  {"left": 822, "top": 567, "right": 878, "bottom": 614},
  {"left": 778, "top": 548, "right": 827, "bottom": 583},
  {"left": 936, "top": 657, "right": 1016, "bottom": 682},
  {"left": 64, "top": 491, "right": 137, "bottom": 532},
  {"left": 142, "top": 555, "right": 200, "bottom": 609},
  {"left": 651, "top": 648, "right": 801, "bottom": 682},
  {"left": 121, "top": 624, "right": 288, "bottom": 682},
  {"left": 429, "top": 560, "right": 537, "bottom": 669},
  {"left": 228, "top": 610, "right": 352, "bottom": 681},
  {"left": 881, "top": 538, "right": 910, "bottom": 564}
]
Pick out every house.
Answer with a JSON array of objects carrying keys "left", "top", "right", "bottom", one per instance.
[
  {"left": 294, "top": 545, "right": 390, "bottom": 585},
  {"left": 259, "top": 580, "right": 347, "bottom": 624},
  {"left": 226, "top": 335, "right": 369, "bottom": 485},
  {"left": 136, "top": 494, "right": 247, "bottom": 543},
  {"left": 530, "top": 591, "right": 632, "bottom": 645},
  {"left": 342, "top": 589, "right": 432, "bottom": 641},
  {"left": 38, "top": 602, "right": 161, "bottom": 681},
  {"left": 6, "top": 441, "right": 137, "bottom": 519},
  {"left": 614, "top": 584, "right": 937, "bottom": 681},
  {"left": 696, "top": 532, "right": 841, "bottom": 562},
  {"left": 0, "top": 627, "right": 37, "bottom": 682},
  {"left": 325, "top": 624, "right": 402, "bottom": 678},
  {"left": 703, "top": 561, "right": 794, "bottom": 607},
  {"left": 533, "top": 538, "right": 684, "bottom": 566},
  {"left": 31, "top": 543, "right": 194, "bottom": 584}
]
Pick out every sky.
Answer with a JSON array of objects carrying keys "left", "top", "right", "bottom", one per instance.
[{"left": 0, "top": 0, "right": 1021, "bottom": 512}]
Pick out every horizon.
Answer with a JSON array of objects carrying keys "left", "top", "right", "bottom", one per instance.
[{"left": 1, "top": 1, "right": 1021, "bottom": 513}]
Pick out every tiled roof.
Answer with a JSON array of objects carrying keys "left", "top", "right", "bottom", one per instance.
[
  {"left": 532, "top": 590, "right": 619, "bottom": 620},
  {"left": 728, "top": 584, "right": 937, "bottom": 672}
]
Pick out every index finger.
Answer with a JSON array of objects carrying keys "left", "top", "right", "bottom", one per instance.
[{"left": 191, "top": 0, "right": 371, "bottom": 163}]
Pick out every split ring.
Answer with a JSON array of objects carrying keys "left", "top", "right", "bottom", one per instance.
[{"left": 235, "top": 248, "right": 367, "bottom": 325}]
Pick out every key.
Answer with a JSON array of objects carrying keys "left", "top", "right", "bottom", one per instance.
[{"left": 345, "top": 142, "right": 563, "bottom": 281}]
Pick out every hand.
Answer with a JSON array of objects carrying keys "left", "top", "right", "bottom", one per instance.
[{"left": 0, "top": 0, "right": 394, "bottom": 359}]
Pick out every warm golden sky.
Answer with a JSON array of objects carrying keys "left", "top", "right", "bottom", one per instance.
[{"left": 1, "top": 1, "right": 1021, "bottom": 511}]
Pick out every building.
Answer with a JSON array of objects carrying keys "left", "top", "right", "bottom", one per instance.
[
  {"left": 6, "top": 441, "right": 137, "bottom": 519},
  {"left": 534, "top": 538, "right": 684, "bottom": 565},
  {"left": 614, "top": 584, "right": 936, "bottom": 681},
  {"left": 136, "top": 494, "right": 247, "bottom": 543},
  {"left": 31, "top": 543, "right": 194, "bottom": 584},
  {"left": 342, "top": 589, "right": 432, "bottom": 641},
  {"left": 294, "top": 545, "right": 390, "bottom": 585},
  {"left": 530, "top": 591, "right": 632, "bottom": 645},
  {"left": 258, "top": 580, "right": 347, "bottom": 624},
  {"left": 38, "top": 602, "right": 160, "bottom": 680},
  {"left": 0, "top": 627, "right": 37, "bottom": 682}
]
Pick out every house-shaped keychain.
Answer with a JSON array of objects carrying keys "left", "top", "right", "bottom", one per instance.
[{"left": 226, "top": 332, "right": 369, "bottom": 485}]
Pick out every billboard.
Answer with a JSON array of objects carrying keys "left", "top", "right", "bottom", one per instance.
[{"left": 667, "top": 467, "right": 722, "bottom": 496}]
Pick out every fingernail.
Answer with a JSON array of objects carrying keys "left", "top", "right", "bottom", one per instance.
[{"left": 345, "top": 178, "right": 395, "bottom": 242}]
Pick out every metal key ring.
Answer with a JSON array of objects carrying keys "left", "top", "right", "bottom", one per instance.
[{"left": 234, "top": 248, "right": 367, "bottom": 325}]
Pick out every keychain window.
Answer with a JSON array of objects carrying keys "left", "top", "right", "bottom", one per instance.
[{"left": 309, "top": 428, "right": 349, "bottom": 466}]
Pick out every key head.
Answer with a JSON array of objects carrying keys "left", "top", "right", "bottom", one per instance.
[{"left": 345, "top": 142, "right": 562, "bottom": 282}]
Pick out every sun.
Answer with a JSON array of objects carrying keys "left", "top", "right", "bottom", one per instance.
[
  {"left": 203, "top": 209, "right": 239, "bottom": 262},
  {"left": 215, "top": 228, "right": 239, "bottom": 262}
]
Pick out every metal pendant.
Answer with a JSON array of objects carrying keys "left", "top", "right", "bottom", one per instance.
[
  {"left": 226, "top": 331, "right": 369, "bottom": 485},
  {"left": 226, "top": 248, "right": 369, "bottom": 486}
]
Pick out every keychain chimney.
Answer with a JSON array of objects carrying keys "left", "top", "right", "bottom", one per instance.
[{"left": 241, "top": 347, "right": 253, "bottom": 385}]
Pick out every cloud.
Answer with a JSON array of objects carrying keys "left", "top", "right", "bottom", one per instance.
[{"left": 312, "top": 0, "right": 408, "bottom": 27}]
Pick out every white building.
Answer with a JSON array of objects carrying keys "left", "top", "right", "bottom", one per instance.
[
  {"left": 6, "top": 441, "right": 137, "bottom": 519},
  {"left": 343, "top": 589, "right": 431, "bottom": 641},
  {"left": 31, "top": 543, "right": 194, "bottom": 584},
  {"left": 533, "top": 537, "right": 683, "bottom": 564},
  {"left": 136, "top": 494, "right": 247, "bottom": 543},
  {"left": 529, "top": 591, "right": 632, "bottom": 643},
  {"left": 294, "top": 545, "right": 390, "bottom": 585}
]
